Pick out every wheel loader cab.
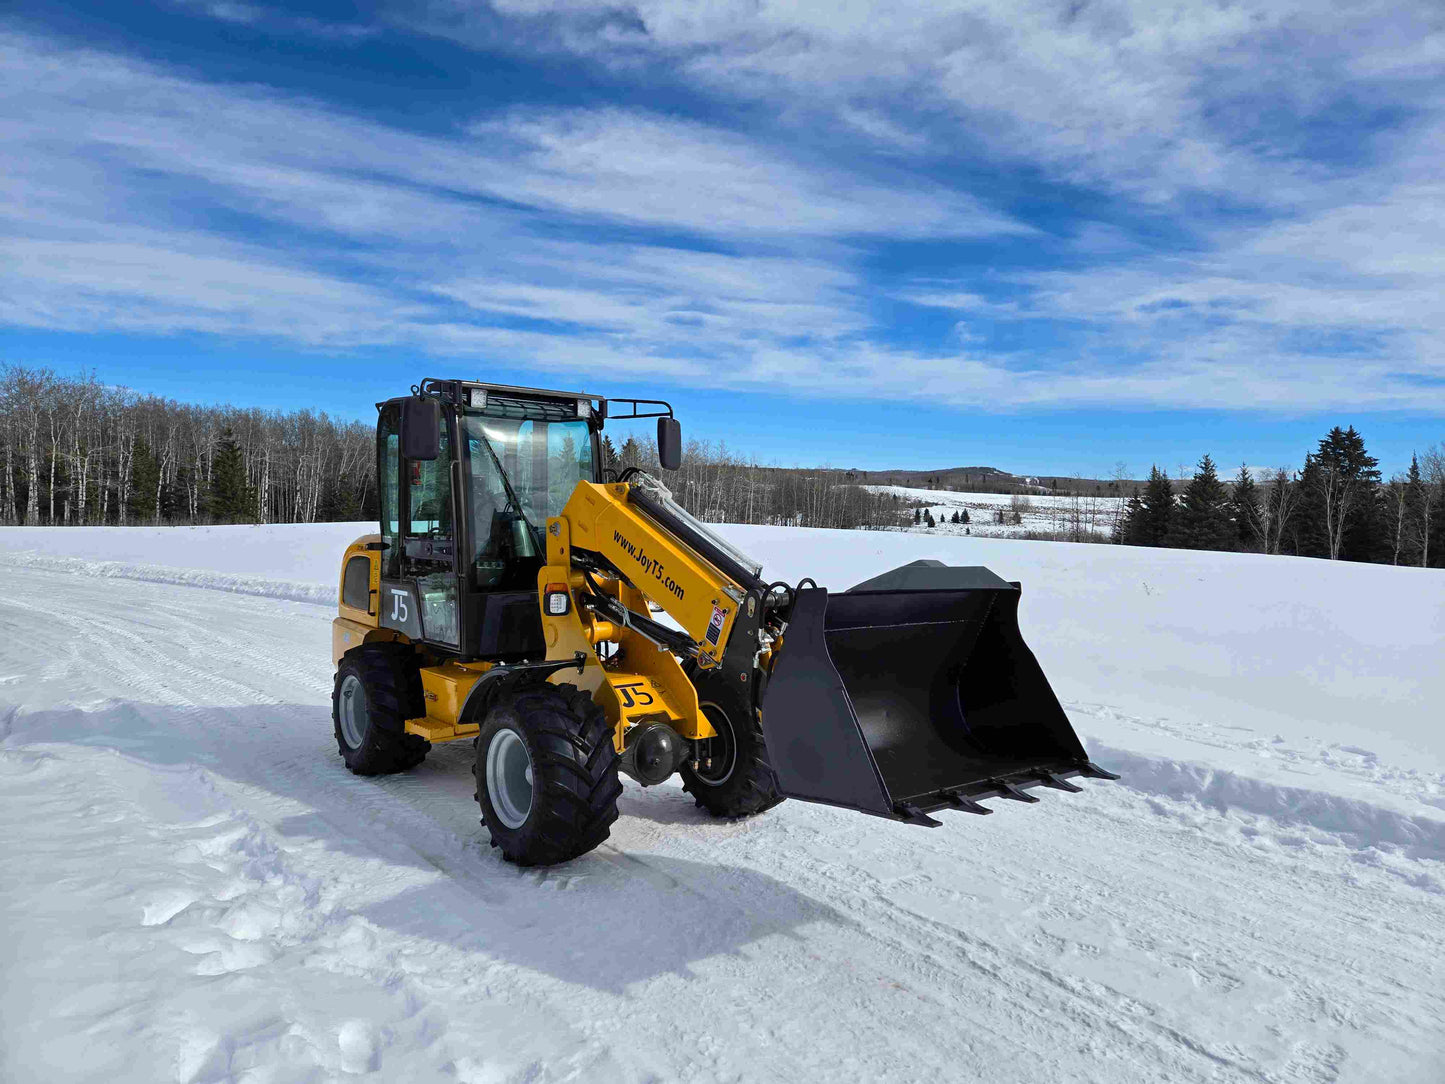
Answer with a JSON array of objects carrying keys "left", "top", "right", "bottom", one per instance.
[{"left": 376, "top": 382, "right": 600, "bottom": 661}]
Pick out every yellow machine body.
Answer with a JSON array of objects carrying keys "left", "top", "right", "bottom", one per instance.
[
  {"left": 331, "top": 534, "right": 398, "bottom": 662},
  {"left": 559, "top": 482, "right": 744, "bottom": 668},
  {"left": 331, "top": 480, "right": 733, "bottom": 752},
  {"left": 537, "top": 506, "right": 712, "bottom": 750}
]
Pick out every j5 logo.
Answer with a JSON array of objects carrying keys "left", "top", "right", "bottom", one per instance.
[{"left": 615, "top": 682, "right": 654, "bottom": 710}]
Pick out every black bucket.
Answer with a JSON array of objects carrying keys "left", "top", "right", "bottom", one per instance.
[{"left": 759, "top": 561, "right": 1115, "bottom": 824}]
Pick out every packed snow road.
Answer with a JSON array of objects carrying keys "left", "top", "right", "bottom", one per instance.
[{"left": 1, "top": 564, "right": 1442, "bottom": 1083}]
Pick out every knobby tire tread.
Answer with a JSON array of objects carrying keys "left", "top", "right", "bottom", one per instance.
[
  {"left": 474, "top": 682, "right": 622, "bottom": 867},
  {"left": 332, "top": 641, "right": 431, "bottom": 776},
  {"left": 680, "top": 668, "right": 785, "bottom": 819}
]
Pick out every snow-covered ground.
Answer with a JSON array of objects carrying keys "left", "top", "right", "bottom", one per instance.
[
  {"left": 867, "top": 484, "right": 1126, "bottom": 539},
  {"left": 1, "top": 523, "right": 1442, "bottom": 1083}
]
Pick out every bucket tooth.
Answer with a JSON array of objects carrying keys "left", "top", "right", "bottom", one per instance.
[
  {"left": 992, "top": 780, "right": 1040, "bottom": 803},
  {"left": 894, "top": 803, "right": 943, "bottom": 827},
  {"left": 1079, "top": 761, "right": 1121, "bottom": 781},
  {"left": 942, "top": 791, "right": 994, "bottom": 816},
  {"left": 1036, "top": 772, "right": 1083, "bottom": 793}
]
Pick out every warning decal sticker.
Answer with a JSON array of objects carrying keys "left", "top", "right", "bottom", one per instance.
[{"left": 705, "top": 605, "right": 727, "bottom": 646}]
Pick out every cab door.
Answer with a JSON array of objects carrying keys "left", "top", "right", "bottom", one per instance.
[{"left": 377, "top": 402, "right": 460, "bottom": 647}]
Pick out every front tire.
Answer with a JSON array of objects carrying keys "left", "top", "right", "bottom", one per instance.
[
  {"left": 474, "top": 683, "right": 622, "bottom": 867},
  {"left": 332, "top": 642, "right": 431, "bottom": 775},
  {"left": 679, "top": 668, "right": 784, "bottom": 818}
]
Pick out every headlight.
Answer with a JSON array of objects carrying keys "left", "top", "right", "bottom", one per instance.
[{"left": 544, "top": 583, "right": 571, "bottom": 616}]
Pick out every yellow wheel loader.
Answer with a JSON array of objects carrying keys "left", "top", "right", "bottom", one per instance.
[{"left": 331, "top": 378, "right": 1117, "bottom": 866}]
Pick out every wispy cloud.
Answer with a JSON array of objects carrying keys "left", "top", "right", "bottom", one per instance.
[
  {"left": 0, "top": 28, "right": 1016, "bottom": 367},
  {"left": 3, "top": 4, "right": 1445, "bottom": 416},
  {"left": 411, "top": 0, "right": 1443, "bottom": 203},
  {"left": 469, "top": 108, "right": 1019, "bottom": 237},
  {"left": 0, "top": 237, "right": 419, "bottom": 344}
]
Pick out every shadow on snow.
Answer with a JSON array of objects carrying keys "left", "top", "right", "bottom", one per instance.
[{"left": 0, "top": 697, "right": 851, "bottom": 994}]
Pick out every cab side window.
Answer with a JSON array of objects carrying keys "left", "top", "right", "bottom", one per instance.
[
  {"left": 408, "top": 420, "right": 451, "bottom": 536},
  {"left": 342, "top": 556, "right": 372, "bottom": 612},
  {"left": 404, "top": 415, "right": 458, "bottom": 646}
]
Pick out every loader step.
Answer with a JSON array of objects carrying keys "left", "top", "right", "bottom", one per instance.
[{"left": 405, "top": 717, "right": 480, "bottom": 743}]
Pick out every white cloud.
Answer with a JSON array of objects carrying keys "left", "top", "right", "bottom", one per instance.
[
  {"left": 4, "top": 14, "right": 1445, "bottom": 417},
  {"left": 0, "top": 237, "right": 427, "bottom": 344},
  {"left": 1, "top": 33, "right": 1012, "bottom": 247},
  {"left": 469, "top": 107, "right": 1019, "bottom": 237},
  {"left": 411, "top": 0, "right": 1444, "bottom": 204},
  {"left": 0, "top": 29, "right": 1012, "bottom": 369},
  {"left": 434, "top": 243, "right": 867, "bottom": 342}
]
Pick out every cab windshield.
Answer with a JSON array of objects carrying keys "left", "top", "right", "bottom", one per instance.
[{"left": 463, "top": 412, "right": 594, "bottom": 587}]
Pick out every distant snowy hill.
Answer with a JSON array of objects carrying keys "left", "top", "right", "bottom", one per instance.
[
  {"left": 866, "top": 484, "right": 1126, "bottom": 539},
  {"left": 1, "top": 523, "right": 1442, "bottom": 1082}
]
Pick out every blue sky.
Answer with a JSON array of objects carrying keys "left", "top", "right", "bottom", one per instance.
[{"left": 3, "top": 0, "right": 1443, "bottom": 477}]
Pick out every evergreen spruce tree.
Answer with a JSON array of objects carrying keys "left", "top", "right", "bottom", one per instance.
[
  {"left": 1309, "top": 426, "right": 1382, "bottom": 561},
  {"left": 359, "top": 480, "right": 379, "bottom": 521},
  {"left": 128, "top": 437, "right": 160, "bottom": 523},
  {"left": 161, "top": 465, "right": 193, "bottom": 523},
  {"left": 207, "top": 428, "right": 255, "bottom": 523},
  {"left": 618, "top": 436, "right": 642, "bottom": 472},
  {"left": 960, "top": 508, "right": 969, "bottom": 524},
  {"left": 1166, "top": 455, "right": 1234, "bottom": 550},
  {"left": 1116, "top": 493, "right": 1144, "bottom": 544},
  {"left": 1292, "top": 454, "right": 1327, "bottom": 557},
  {"left": 1404, "top": 454, "right": 1429, "bottom": 567},
  {"left": 914, "top": 506, "right": 921, "bottom": 525},
  {"left": 1121, "top": 466, "right": 1175, "bottom": 546},
  {"left": 1353, "top": 482, "right": 1388, "bottom": 564},
  {"left": 1228, "top": 464, "right": 1259, "bottom": 550},
  {"left": 316, "top": 477, "right": 362, "bottom": 521},
  {"left": 600, "top": 435, "right": 619, "bottom": 477}
]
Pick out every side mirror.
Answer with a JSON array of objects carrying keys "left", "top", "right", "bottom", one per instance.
[
  {"left": 401, "top": 396, "right": 441, "bottom": 461},
  {"left": 657, "top": 417, "right": 682, "bottom": 471}
]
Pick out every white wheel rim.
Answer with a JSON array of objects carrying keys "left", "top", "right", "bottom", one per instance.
[
  {"left": 697, "top": 702, "right": 736, "bottom": 785},
  {"left": 339, "top": 674, "right": 368, "bottom": 749},
  {"left": 486, "top": 727, "right": 534, "bottom": 829}
]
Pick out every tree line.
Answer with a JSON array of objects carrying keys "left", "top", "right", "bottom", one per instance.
[
  {"left": 6, "top": 366, "right": 1439, "bottom": 565},
  {"left": 0, "top": 365, "right": 896, "bottom": 531},
  {"left": 602, "top": 434, "right": 901, "bottom": 531},
  {"left": 0, "top": 366, "right": 376, "bottom": 526},
  {"left": 1118, "top": 427, "right": 1444, "bottom": 567}
]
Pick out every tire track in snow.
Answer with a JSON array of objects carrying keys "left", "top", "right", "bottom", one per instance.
[
  {"left": 597, "top": 822, "right": 1230, "bottom": 1082},
  {"left": 0, "top": 577, "right": 641, "bottom": 1076},
  {"left": 4, "top": 567, "right": 1444, "bottom": 1083},
  {"left": 0, "top": 572, "right": 1177, "bottom": 1080},
  {"left": 656, "top": 770, "right": 1445, "bottom": 1081},
  {"left": 1, "top": 573, "right": 505, "bottom": 901},
  {"left": 1, "top": 574, "right": 781, "bottom": 1015}
]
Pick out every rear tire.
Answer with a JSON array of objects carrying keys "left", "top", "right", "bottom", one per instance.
[
  {"left": 332, "top": 642, "right": 430, "bottom": 775},
  {"left": 474, "top": 683, "right": 622, "bottom": 867},
  {"left": 680, "top": 668, "right": 784, "bottom": 819}
]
